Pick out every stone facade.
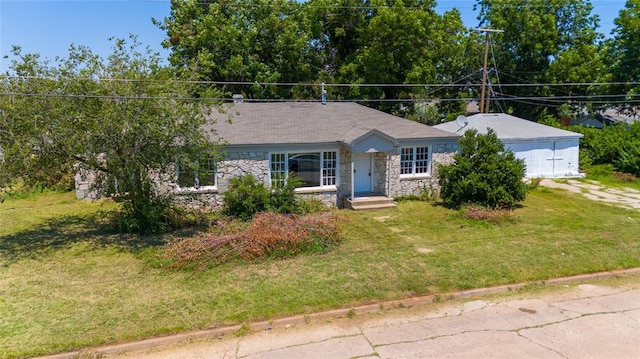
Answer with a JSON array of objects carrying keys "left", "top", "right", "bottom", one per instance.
[
  {"left": 76, "top": 143, "right": 456, "bottom": 209},
  {"left": 297, "top": 191, "right": 338, "bottom": 207},
  {"left": 388, "top": 143, "right": 457, "bottom": 199},
  {"left": 74, "top": 167, "right": 101, "bottom": 200},
  {"left": 336, "top": 147, "right": 352, "bottom": 203},
  {"left": 216, "top": 151, "right": 270, "bottom": 192},
  {"left": 172, "top": 151, "right": 270, "bottom": 210},
  {"left": 372, "top": 152, "right": 388, "bottom": 194}
]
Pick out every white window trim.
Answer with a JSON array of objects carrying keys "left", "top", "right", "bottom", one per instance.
[
  {"left": 269, "top": 150, "right": 339, "bottom": 192},
  {"left": 175, "top": 160, "right": 218, "bottom": 192},
  {"left": 399, "top": 146, "right": 432, "bottom": 179},
  {"left": 294, "top": 185, "right": 338, "bottom": 194}
]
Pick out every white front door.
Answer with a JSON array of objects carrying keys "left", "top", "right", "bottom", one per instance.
[{"left": 354, "top": 153, "right": 372, "bottom": 193}]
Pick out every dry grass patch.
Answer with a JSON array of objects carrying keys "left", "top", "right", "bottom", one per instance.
[
  {"left": 163, "top": 212, "right": 343, "bottom": 269},
  {"left": 461, "top": 205, "right": 514, "bottom": 223},
  {"left": 613, "top": 172, "right": 639, "bottom": 182}
]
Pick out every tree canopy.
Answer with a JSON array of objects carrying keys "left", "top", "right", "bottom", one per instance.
[
  {"left": 156, "top": 0, "right": 320, "bottom": 99},
  {"left": 153, "top": 0, "right": 640, "bottom": 120},
  {"left": 608, "top": 0, "right": 640, "bottom": 113},
  {"left": 157, "top": 0, "right": 479, "bottom": 118},
  {"left": 475, "top": 0, "right": 603, "bottom": 118},
  {"left": 0, "top": 36, "right": 220, "bottom": 232}
]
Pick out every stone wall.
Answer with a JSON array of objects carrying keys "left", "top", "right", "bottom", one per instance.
[
  {"left": 74, "top": 167, "right": 101, "bottom": 200},
  {"left": 75, "top": 145, "right": 456, "bottom": 208},
  {"left": 216, "top": 151, "right": 270, "bottom": 192},
  {"left": 173, "top": 151, "right": 270, "bottom": 210},
  {"left": 389, "top": 142, "right": 457, "bottom": 198},
  {"left": 76, "top": 151, "right": 342, "bottom": 210},
  {"left": 431, "top": 143, "right": 457, "bottom": 180},
  {"left": 372, "top": 152, "right": 388, "bottom": 193},
  {"left": 297, "top": 191, "right": 338, "bottom": 207},
  {"left": 337, "top": 147, "right": 352, "bottom": 201}
]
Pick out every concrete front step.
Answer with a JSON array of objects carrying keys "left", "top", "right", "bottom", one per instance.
[{"left": 346, "top": 196, "right": 396, "bottom": 210}]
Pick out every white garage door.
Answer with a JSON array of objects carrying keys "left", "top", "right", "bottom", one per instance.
[{"left": 506, "top": 141, "right": 566, "bottom": 177}]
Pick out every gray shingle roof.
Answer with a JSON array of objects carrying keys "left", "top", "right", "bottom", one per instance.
[
  {"left": 434, "top": 113, "right": 583, "bottom": 140},
  {"left": 204, "top": 102, "right": 458, "bottom": 146}
]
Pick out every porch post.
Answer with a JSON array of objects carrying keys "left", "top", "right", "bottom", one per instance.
[
  {"left": 351, "top": 161, "right": 355, "bottom": 200},
  {"left": 387, "top": 151, "right": 392, "bottom": 198}
]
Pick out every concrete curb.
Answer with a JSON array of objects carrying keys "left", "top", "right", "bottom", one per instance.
[{"left": 40, "top": 267, "right": 640, "bottom": 359}]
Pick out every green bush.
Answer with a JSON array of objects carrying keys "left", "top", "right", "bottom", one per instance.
[
  {"left": 571, "top": 122, "right": 640, "bottom": 177},
  {"left": 110, "top": 195, "right": 180, "bottom": 234},
  {"left": 222, "top": 174, "right": 270, "bottom": 220},
  {"left": 438, "top": 129, "right": 527, "bottom": 209},
  {"left": 268, "top": 174, "right": 303, "bottom": 214},
  {"left": 583, "top": 163, "right": 616, "bottom": 176},
  {"left": 296, "top": 197, "right": 327, "bottom": 214},
  {"left": 223, "top": 174, "right": 322, "bottom": 220}
]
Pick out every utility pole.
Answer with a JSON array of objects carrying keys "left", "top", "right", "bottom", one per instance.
[{"left": 476, "top": 28, "right": 503, "bottom": 113}]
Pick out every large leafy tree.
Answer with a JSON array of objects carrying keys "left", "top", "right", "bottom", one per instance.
[
  {"left": 310, "top": 0, "right": 475, "bottom": 116},
  {"left": 307, "top": 0, "right": 371, "bottom": 79},
  {"left": 0, "top": 36, "right": 219, "bottom": 232},
  {"left": 475, "top": 0, "right": 602, "bottom": 119},
  {"left": 156, "top": 0, "right": 320, "bottom": 99},
  {"left": 340, "top": 1, "right": 468, "bottom": 109},
  {"left": 159, "top": 0, "right": 478, "bottom": 117},
  {"left": 438, "top": 129, "right": 526, "bottom": 209},
  {"left": 608, "top": 0, "right": 640, "bottom": 112}
]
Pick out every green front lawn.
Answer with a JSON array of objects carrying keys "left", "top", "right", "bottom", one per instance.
[{"left": 1, "top": 187, "right": 640, "bottom": 358}]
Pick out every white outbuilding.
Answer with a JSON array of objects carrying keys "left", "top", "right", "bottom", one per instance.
[{"left": 434, "top": 113, "right": 584, "bottom": 178}]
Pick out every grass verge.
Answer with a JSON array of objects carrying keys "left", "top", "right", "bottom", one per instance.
[{"left": 1, "top": 188, "right": 640, "bottom": 358}]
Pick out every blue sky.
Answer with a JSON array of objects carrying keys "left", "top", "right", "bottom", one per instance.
[{"left": 0, "top": 0, "right": 628, "bottom": 72}]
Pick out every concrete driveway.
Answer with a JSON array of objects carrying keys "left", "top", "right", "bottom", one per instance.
[
  {"left": 540, "top": 179, "right": 640, "bottom": 210},
  {"left": 95, "top": 273, "right": 640, "bottom": 359}
]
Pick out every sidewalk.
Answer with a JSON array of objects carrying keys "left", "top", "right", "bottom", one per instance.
[
  {"left": 540, "top": 179, "right": 640, "bottom": 210},
  {"left": 92, "top": 271, "right": 640, "bottom": 359}
]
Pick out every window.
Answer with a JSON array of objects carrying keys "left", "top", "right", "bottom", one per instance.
[
  {"left": 322, "top": 151, "right": 337, "bottom": 186},
  {"left": 270, "top": 153, "right": 287, "bottom": 188},
  {"left": 176, "top": 158, "right": 216, "bottom": 189},
  {"left": 400, "top": 147, "right": 430, "bottom": 176},
  {"left": 270, "top": 151, "right": 337, "bottom": 188}
]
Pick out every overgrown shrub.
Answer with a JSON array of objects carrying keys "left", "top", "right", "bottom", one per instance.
[
  {"left": 223, "top": 174, "right": 322, "bottom": 220},
  {"left": 268, "top": 175, "right": 303, "bottom": 214},
  {"left": 420, "top": 182, "right": 439, "bottom": 201},
  {"left": 529, "top": 178, "right": 543, "bottom": 186},
  {"left": 162, "top": 212, "right": 343, "bottom": 269},
  {"left": 296, "top": 197, "right": 327, "bottom": 214},
  {"left": 395, "top": 183, "right": 438, "bottom": 202},
  {"left": 109, "top": 195, "right": 182, "bottom": 234},
  {"left": 242, "top": 212, "right": 340, "bottom": 258},
  {"left": 438, "top": 129, "right": 527, "bottom": 209},
  {"left": 571, "top": 122, "right": 640, "bottom": 177},
  {"left": 222, "top": 174, "right": 270, "bottom": 220}
]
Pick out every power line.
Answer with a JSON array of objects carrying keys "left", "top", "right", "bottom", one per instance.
[
  {"left": 0, "top": 92, "right": 473, "bottom": 102},
  {"left": 3, "top": 75, "right": 640, "bottom": 88},
  {"left": 2, "top": 91, "right": 639, "bottom": 104}
]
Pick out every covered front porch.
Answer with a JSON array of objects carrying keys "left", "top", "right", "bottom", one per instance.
[{"left": 344, "top": 130, "right": 397, "bottom": 210}]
